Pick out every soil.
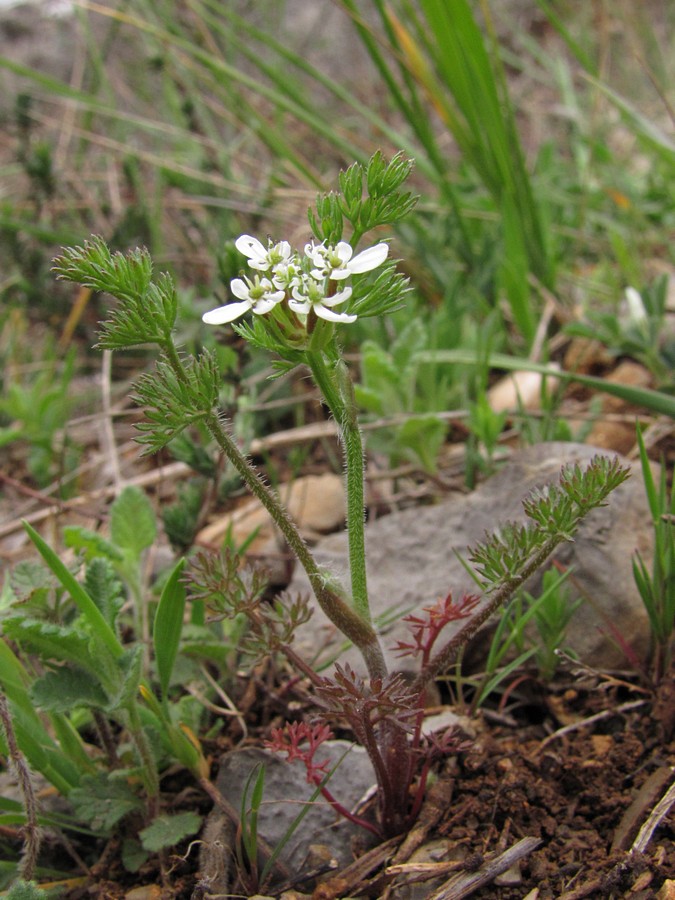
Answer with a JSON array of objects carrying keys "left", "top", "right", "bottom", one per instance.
[{"left": 19, "top": 660, "right": 673, "bottom": 899}]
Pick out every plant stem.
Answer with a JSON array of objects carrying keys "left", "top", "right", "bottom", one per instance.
[
  {"left": 126, "top": 702, "right": 160, "bottom": 816},
  {"left": 157, "top": 337, "right": 386, "bottom": 677},
  {"left": 307, "top": 350, "right": 372, "bottom": 627},
  {"left": 0, "top": 692, "right": 41, "bottom": 880},
  {"left": 413, "top": 532, "right": 574, "bottom": 693},
  {"left": 203, "top": 413, "right": 387, "bottom": 679}
]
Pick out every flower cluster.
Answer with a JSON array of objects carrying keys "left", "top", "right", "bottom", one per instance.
[{"left": 203, "top": 234, "right": 389, "bottom": 327}]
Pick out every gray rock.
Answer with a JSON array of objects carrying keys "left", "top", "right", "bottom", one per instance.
[
  {"left": 213, "top": 741, "right": 376, "bottom": 886},
  {"left": 290, "top": 443, "right": 654, "bottom": 674}
]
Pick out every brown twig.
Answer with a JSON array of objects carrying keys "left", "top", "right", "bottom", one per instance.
[{"left": 426, "top": 836, "right": 542, "bottom": 900}]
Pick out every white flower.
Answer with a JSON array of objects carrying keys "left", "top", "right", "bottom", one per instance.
[
  {"left": 235, "top": 234, "right": 292, "bottom": 272},
  {"left": 271, "top": 255, "right": 302, "bottom": 291},
  {"left": 289, "top": 275, "right": 356, "bottom": 323},
  {"left": 202, "top": 275, "right": 284, "bottom": 325},
  {"left": 305, "top": 240, "right": 389, "bottom": 281}
]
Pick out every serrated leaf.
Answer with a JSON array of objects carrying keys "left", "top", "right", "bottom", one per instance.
[
  {"left": 122, "top": 837, "right": 149, "bottom": 873},
  {"left": 64, "top": 525, "right": 123, "bottom": 563},
  {"left": 133, "top": 351, "right": 221, "bottom": 454},
  {"left": 2, "top": 617, "right": 97, "bottom": 671},
  {"left": 69, "top": 774, "right": 143, "bottom": 832},
  {"left": 22, "top": 521, "right": 123, "bottom": 661},
  {"left": 139, "top": 811, "right": 202, "bottom": 852},
  {"left": 110, "top": 486, "right": 157, "bottom": 558},
  {"left": 9, "top": 561, "right": 55, "bottom": 605},
  {"left": 84, "top": 558, "right": 124, "bottom": 629},
  {"left": 31, "top": 666, "right": 109, "bottom": 712}
]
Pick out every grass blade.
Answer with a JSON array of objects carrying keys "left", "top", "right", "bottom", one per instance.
[
  {"left": 415, "top": 349, "right": 675, "bottom": 418},
  {"left": 153, "top": 558, "right": 186, "bottom": 701}
]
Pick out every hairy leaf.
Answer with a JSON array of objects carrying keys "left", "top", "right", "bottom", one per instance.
[
  {"left": 139, "top": 811, "right": 202, "bottom": 852},
  {"left": 110, "top": 486, "right": 157, "bottom": 559},
  {"left": 84, "top": 558, "right": 124, "bottom": 629},
  {"left": 69, "top": 774, "right": 143, "bottom": 832},
  {"left": 31, "top": 666, "right": 109, "bottom": 713}
]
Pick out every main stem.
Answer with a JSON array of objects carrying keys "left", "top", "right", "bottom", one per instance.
[
  {"left": 307, "top": 349, "right": 372, "bottom": 627},
  {"left": 160, "top": 339, "right": 387, "bottom": 679}
]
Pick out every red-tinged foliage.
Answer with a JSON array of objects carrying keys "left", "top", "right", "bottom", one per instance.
[{"left": 394, "top": 592, "right": 481, "bottom": 666}]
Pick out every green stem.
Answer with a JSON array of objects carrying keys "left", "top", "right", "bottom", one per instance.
[
  {"left": 412, "top": 531, "right": 571, "bottom": 694},
  {"left": 159, "top": 337, "right": 387, "bottom": 678},
  {"left": 306, "top": 350, "right": 371, "bottom": 627},
  {"left": 203, "top": 413, "right": 386, "bottom": 679}
]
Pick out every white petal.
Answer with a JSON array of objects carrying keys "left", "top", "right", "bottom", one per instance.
[
  {"left": 202, "top": 300, "right": 252, "bottom": 324},
  {"left": 263, "top": 289, "right": 285, "bottom": 304},
  {"left": 335, "top": 242, "right": 354, "bottom": 264},
  {"left": 235, "top": 235, "right": 266, "bottom": 259},
  {"left": 321, "top": 287, "right": 352, "bottom": 308},
  {"left": 348, "top": 243, "right": 389, "bottom": 274},
  {"left": 291, "top": 283, "right": 310, "bottom": 303},
  {"left": 289, "top": 298, "right": 311, "bottom": 315},
  {"left": 315, "top": 304, "right": 357, "bottom": 323},
  {"left": 328, "top": 269, "right": 351, "bottom": 281},
  {"left": 251, "top": 297, "right": 279, "bottom": 315},
  {"left": 230, "top": 278, "right": 252, "bottom": 300}
]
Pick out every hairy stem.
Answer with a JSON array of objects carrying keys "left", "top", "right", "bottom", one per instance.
[
  {"left": 307, "top": 350, "right": 371, "bottom": 627},
  {"left": 203, "top": 413, "right": 387, "bottom": 679},
  {"left": 0, "top": 692, "right": 41, "bottom": 881},
  {"left": 412, "top": 532, "right": 572, "bottom": 693},
  {"left": 158, "top": 338, "right": 386, "bottom": 678}
]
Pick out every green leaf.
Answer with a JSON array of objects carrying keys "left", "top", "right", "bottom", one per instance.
[
  {"left": 396, "top": 415, "right": 447, "bottom": 473},
  {"left": 31, "top": 666, "right": 109, "bottom": 713},
  {"left": 132, "top": 351, "right": 221, "bottom": 454},
  {"left": 121, "top": 838, "right": 149, "bottom": 873},
  {"left": 52, "top": 238, "right": 178, "bottom": 348},
  {"left": 110, "top": 487, "right": 157, "bottom": 559},
  {"left": 6, "top": 880, "right": 51, "bottom": 900},
  {"left": 2, "top": 617, "right": 98, "bottom": 672},
  {"left": 64, "top": 525, "right": 123, "bottom": 563},
  {"left": 139, "top": 811, "right": 202, "bottom": 852},
  {"left": 0, "top": 641, "right": 80, "bottom": 792},
  {"left": 112, "top": 646, "right": 144, "bottom": 712},
  {"left": 22, "top": 522, "right": 123, "bottom": 660},
  {"left": 70, "top": 774, "right": 143, "bottom": 832},
  {"left": 8, "top": 561, "right": 55, "bottom": 606},
  {"left": 153, "top": 558, "right": 186, "bottom": 700},
  {"left": 84, "top": 558, "right": 124, "bottom": 629}
]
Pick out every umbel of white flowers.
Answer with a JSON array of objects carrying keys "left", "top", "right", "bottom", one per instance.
[{"left": 203, "top": 235, "right": 389, "bottom": 326}]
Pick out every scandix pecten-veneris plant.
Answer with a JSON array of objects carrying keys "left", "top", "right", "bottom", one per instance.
[{"left": 47, "top": 153, "right": 631, "bottom": 862}]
